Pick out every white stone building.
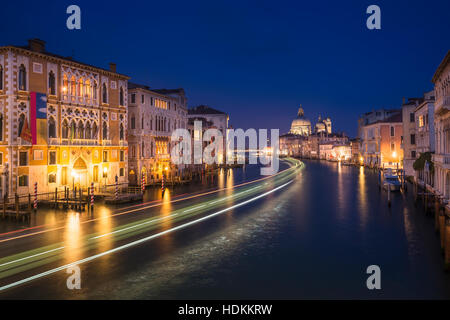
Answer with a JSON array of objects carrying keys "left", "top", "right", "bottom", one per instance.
[
  {"left": 432, "top": 51, "right": 450, "bottom": 199},
  {"left": 127, "top": 83, "right": 187, "bottom": 185}
]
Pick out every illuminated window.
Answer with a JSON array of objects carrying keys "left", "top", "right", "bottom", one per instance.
[{"left": 418, "top": 116, "right": 424, "bottom": 128}]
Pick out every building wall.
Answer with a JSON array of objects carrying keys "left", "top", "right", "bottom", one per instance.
[
  {"left": 402, "top": 103, "right": 417, "bottom": 176},
  {"left": 127, "top": 87, "right": 187, "bottom": 185},
  {"left": 0, "top": 44, "right": 129, "bottom": 196}
]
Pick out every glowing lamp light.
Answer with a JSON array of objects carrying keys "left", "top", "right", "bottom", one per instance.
[
  {"left": 103, "top": 167, "right": 108, "bottom": 174},
  {"left": 392, "top": 151, "right": 397, "bottom": 158}
]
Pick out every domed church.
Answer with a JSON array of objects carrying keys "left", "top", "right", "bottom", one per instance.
[
  {"left": 289, "top": 105, "right": 311, "bottom": 136},
  {"left": 290, "top": 106, "right": 311, "bottom": 136},
  {"left": 315, "top": 115, "right": 332, "bottom": 134}
]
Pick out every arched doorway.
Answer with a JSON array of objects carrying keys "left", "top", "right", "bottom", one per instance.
[{"left": 73, "top": 157, "right": 88, "bottom": 188}]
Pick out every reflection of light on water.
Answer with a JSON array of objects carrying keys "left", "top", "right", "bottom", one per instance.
[
  {"left": 96, "top": 207, "right": 113, "bottom": 252},
  {"left": 358, "top": 166, "right": 368, "bottom": 229},
  {"left": 218, "top": 169, "right": 225, "bottom": 190},
  {"left": 160, "top": 188, "right": 174, "bottom": 249},
  {"left": 336, "top": 161, "right": 347, "bottom": 220},
  {"left": 63, "top": 212, "right": 82, "bottom": 263},
  {"left": 225, "top": 169, "right": 235, "bottom": 225}
]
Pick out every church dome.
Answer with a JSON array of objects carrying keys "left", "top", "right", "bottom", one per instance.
[{"left": 290, "top": 106, "right": 311, "bottom": 136}]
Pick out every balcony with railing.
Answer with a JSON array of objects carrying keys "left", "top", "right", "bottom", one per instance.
[
  {"left": 432, "top": 153, "right": 450, "bottom": 169},
  {"left": 60, "top": 138, "right": 99, "bottom": 146}
]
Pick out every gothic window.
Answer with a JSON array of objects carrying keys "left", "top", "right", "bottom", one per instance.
[
  {"left": 70, "top": 120, "right": 76, "bottom": 139},
  {"left": 93, "top": 81, "right": 98, "bottom": 100},
  {"left": 92, "top": 122, "right": 98, "bottom": 139},
  {"left": 120, "top": 123, "right": 124, "bottom": 141},
  {"left": 85, "top": 122, "right": 91, "bottom": 139},
  {"left": 62, "top": 119, "right": 69, "bottom": 139},
  {"left": 48, "top": 71, "right": 56, "bottom": 95},
  {"left": 48, "top": 116, "right": 56, "bottom": 138},
  {"left": 77, "top": 120, "right": 84, "bottom": 139},
  {"left": 70, "top": 76, "right": 76, "bottom": 96},
  {"left": 120, "top": 87, "right": 124, "bottom": 106},
  {"left": 102, "top": 83, "right": 108, "bottom": 103},
  {"left": 19, "top": 64, "right": 26, "bottom": 91},
  {"left": 0, "top": 65, "right": 3, "bottom": 90},
  {"left": 85, "top": 79, "right": 91, "bottom": 98},
  {"left": 102, "top": 121, "right": 108, "bottom": 139},
  {"left": 63, "top": 74, "right": 68, "bottom": 94}
]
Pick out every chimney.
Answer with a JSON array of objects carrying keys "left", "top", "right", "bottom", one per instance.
[
  {"left": 109, "top": 63, "right": 117, "bottom": 73},
  {"left": 28, "top": 39, "right": 46, "bottom": 53},
  {"left": 402, "top": 97, "right": 406, "bottom": 104}
]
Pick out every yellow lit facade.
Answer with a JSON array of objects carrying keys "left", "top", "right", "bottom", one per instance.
[{"left": 0, "top": 39, "right": 129, "bottom": 196}]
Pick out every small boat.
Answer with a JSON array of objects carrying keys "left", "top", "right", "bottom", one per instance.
[{"left": 383, "top": 174, "right": 401, "bottom": 191}]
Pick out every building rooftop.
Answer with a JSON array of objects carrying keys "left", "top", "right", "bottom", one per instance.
[
  {"left": 188, "top": 105, "right": 227, "bottom": 116},
  {"left": 1, "top": 39, "right": 129, "bottom": 79},
  {"left": 432, "top": 50, "right": 450, "bottom": 83}
]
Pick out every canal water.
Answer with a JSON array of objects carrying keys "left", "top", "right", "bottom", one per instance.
[{"left": 3, "top": 159, "right": 450, "bottom": 299}]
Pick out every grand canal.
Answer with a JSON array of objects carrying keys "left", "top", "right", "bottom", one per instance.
[{"left": 0, "top": 159, "right": 450, "bottom": 299}]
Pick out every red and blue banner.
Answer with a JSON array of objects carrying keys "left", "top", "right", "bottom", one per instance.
[{"left": 30, "top": 92, "right": 47, "bottom": 145}]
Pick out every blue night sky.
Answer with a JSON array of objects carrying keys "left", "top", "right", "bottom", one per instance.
[{"left": 1, "top": 0, "right": 449, "bottom": 136}]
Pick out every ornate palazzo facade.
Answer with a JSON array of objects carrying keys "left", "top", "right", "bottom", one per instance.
[{"left": 0, "top": 39, "right": 129, "bottom": 196}]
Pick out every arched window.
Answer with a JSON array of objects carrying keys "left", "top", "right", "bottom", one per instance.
[
  {"left": 70, "top": 120, "right": 76, "bottom": 139},
  {"left": 62, "top": 120, "right": 69, "bottom": 139},
  {"left": 85, "top": 79, "right": 91, "bottom": 98},
  {"left": 70, "top": 76, "right": 76, "bottom": 96},
  {"left": 19, "top": 64, "right": 26, "bottom": 91},
  {"left": 48, "top": 71, "right": 56, "bottom": 95},
  {"left": 63, "top": 74, "right": 68, "bottom": 95},
  {"left": 18, "top": 113, "right": 25, "bottom": 136},
  {"left": 0, "top": 65, "right": 3, "bottom": 91},
  {"left": 102, "top": 83, "right": 108, "bottom": 103},
  {"left": 120, "top": 123, "right": 124, "bottom": 141},
  {"left": 48, "top": 117, "right": 56, "bottom": 138},
  {"left": 77, "top": 120, "right": 84, "bottom": 139},
  {"left": 85, "top": 122, "right": 91, "bottom": 139},
  {"left": 92, "top": 122, "right": 98, "bottom": 139},
  {"left": 93, "top": 81, "right": 98, "bottom": 100},
  {"left": 102, "top": 121, "right": 108, "bottom": 140},
  {"left": 78, "top": 78, "right": 84, "bottom": 97},
  {"left": 120, "top": 87, "right": 124, "bottom": 106},
  {"left": 130, "top": 114, "right": 135, "bottom": 129}
]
